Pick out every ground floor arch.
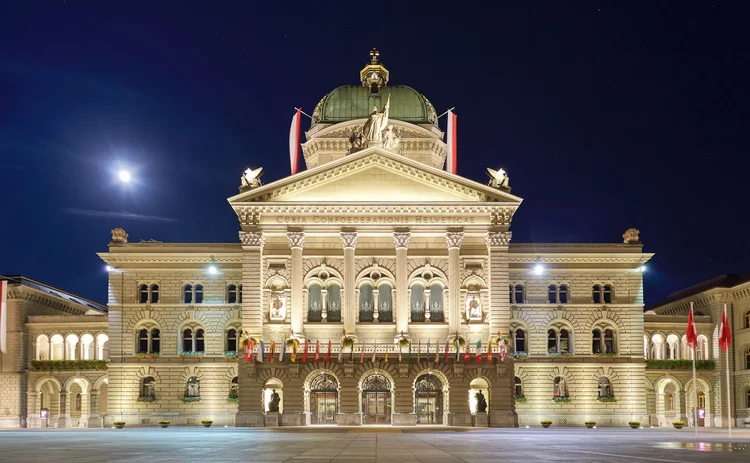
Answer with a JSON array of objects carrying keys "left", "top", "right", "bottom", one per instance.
[
  {"left": 414, "top": 373, "right": 445, "bottom": 424},
  {"left": 360, "top": 371, "right": 392, "bottom": 425},
  {"left": 306, "top": 370, "right": 339, "bottom": 425}
]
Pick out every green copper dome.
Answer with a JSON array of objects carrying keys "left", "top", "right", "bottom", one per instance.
[{"left": 311, "top": 85, "right": 438, "bottom": 126}]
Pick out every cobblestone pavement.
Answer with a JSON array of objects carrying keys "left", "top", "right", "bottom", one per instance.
[{"left": 1, "top": 427, "right": 750, "bottom": 462}]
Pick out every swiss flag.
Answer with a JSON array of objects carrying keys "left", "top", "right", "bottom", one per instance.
[
  {"left": 686, "top": 302, "right": 698, "bottom": 349},
  {"left": 719, "top": 305, "right": 733, "bottom": 353}
]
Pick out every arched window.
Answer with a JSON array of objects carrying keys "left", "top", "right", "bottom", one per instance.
[
  {"left": 150, "top": 284, "right": 159, "bottom": 303},
  {"left": 559, "top": 284, "right": 569, "bottom": 304},
  {"left": 50, "top": 334, "right": 64, "bottom": 360},
  {"left": 508, "top": 284, "right": 513, "bottom": 303},
  {"left": 378, "top": 284, "right": 393, "bottom": 323},
  {"left": 182, "top": 329, "right": 193, "bottom": 353},
  {"left": 139, "top": 284, "right": 149, "bottom": 304},
  {"left": 746, "top": 389, "right": 750, "bottom": 408},
  {"left": 644, "top": 334, "right": 649, "bottom": 359},
  {"left": 141, "top": 377, "right": 156, "bottom": 398},
  {"left": 307, "top": 284, "right": 322, "bottom": 322},
  {"left": 227, "top": 284, "right": 237, "bottom": 304},
  {"left": 195, "top": 329, "right": 205, "bottom": 352},
  {"left": 592, "top": 285, "right": 602, "bottom": 304},
  {"left": 359, "top": 283, "right": 374, "bottom": 322},
  {"left": 65, "top": 334, "right": 79, "bottom": 360},
  {"left": 746, "top": 347, "right": 750, "bottom": 370},
  {"left": 36, "top": 335, "right": 50, "bottom": 360},
  {"left": 185, "top": 377, "right": 200, "bottom": 398},
  {"left": 598, "top": 377, "right": 612, "bottom": 398},
  {"left": 410, "top": 284, "right": 425, "bottom": 322},
  {"left": 553, "top": 377, "right": 568, "bottom": 398},
  {"left": 603, "top": 284, "right": 613, "bottom": 304},
  {"left": 183, "top": 284, "right": 193, "bottom": 304},
  {"left": 151, "top": 329, "right": 160, "bottom": 354},
  {"left": 226, "top": 328, "right": 238, "bottom": 352},
  {"left": 230, "top": 377, "right": 239, "bottom": 399},
  {"left": 429, "top": 284, "right": 444, "bottom": 322},
  {"left": 560, "top": 329, "right": 570, "bottom": 353},
  {"left": 514, "top": 329, "right": 526, "bottom": 353},
  {"left": 514, "top": 377, "right": 523, "bottom": 398},
  {"left": 195, "top": 284, "right": 204, "bottom": 304},
  {"left": 548, "top": 285, "right": 557, "bottom": 303},
  {"left": 514, "top": 284, "right": 525, "bottom": 304},
  {"left": 327, "top": 284, "right": 342, "bottom": 322},
  {"left": 238, "top": 285, "right": 243, "bottom": 303},
  {"left": 137, "top": 329, "right": 149, "bottom": 353},
  {"left": 96, "top": 334, "right": 109, "bottom": 360},
  {"left": 604, "top": 329, "right": 615, "bottom": 353},
  {"left": 745, "top": 311, "right": 750, "bottom": 329},
  {"left": 592, "top": 329, "right": 603, "bottom": 354},
  {"left": 80, "top": 333, "right": 94, "bottom": 359},
  {"left": 697, "top": 391, "right": 706, "bottom": 409},
  {"left": 547, "top": 329, "right": 557, "bottom": 353}
]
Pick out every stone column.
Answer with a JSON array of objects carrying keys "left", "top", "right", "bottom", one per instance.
[
  {"left": 445, "top": 232, "right": 464, "bottom": 334},
  {"left": 393, "top": 231, "right": 411, "bottom": 334},
  {"left": 26, "top": 392, "right": 41, "bottom": 429},
  {"left": 87, "top": 391, "right": 101, "bottom": 428},
  {"left": 485, "top": 231, "right": 512, "bottom": 337},
  {"left": 58, "top": 391, "right": 71, "bottom": 429},
  {"left": 287, "top": 231, "right": 306, "bottom": 336},
  {"left": 340, "top": 231, "right": 358, "bottom": 334}
]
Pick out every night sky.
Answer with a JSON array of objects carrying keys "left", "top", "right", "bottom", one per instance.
[{"left": 1, "top": 1, "right": 748, "bottom": 306}]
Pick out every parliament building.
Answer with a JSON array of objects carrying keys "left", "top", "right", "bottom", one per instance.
[{"left": 1, "top": 51, "right": 749, "bottom": 429}]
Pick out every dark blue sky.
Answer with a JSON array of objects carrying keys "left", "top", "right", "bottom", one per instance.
[{"left": 1, "top": 1, "right": 748, "bottom": 305}]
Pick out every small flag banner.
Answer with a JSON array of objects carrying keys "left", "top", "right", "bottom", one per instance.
[
  {"left": 446, "top": 110, "right": 457, "bottom": 174},
  {"left": 289, "top": 109, "right": 301, "bottom": 175}
]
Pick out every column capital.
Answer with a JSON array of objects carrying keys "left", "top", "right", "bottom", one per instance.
[
  {"left": 485, "top": 231, "right": 512, "bottom": 248},
  {"left": 239, "top": 231, "right": 265, "bottom": 247},
  {"left": 286, "top": 231, "right": 306, "bottom": 249},
  {"left": 393, "top": 231, "right": 411, "bottom": 250},
  {"left": 445, "top": 231, "right": 465, "bottom": 250},
  {"left": 340, "top": 231, "right": 358, "bottom": 249}
]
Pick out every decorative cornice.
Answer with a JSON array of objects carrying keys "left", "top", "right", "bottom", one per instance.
[
  {"left": 100, "top": 254, "right": 242, "bottom": 265},
  {"left": 339, "top": 231, "right": 358, "bottom": 249},
  {"left": 239, "top": 231, "right": 265, "bottom": 247},
  {"left": 486, "top": 231, "right": 512, "bottom": 248},
  {"left": 507, "top": 253, "right": 650, "bottom": 265},
  {"left": 393, "top": 232, "right": 411, "bottom": 249},
  {"left": 7, "top": 291, "right": 91, "bottom": 316},
  {"left": 445, "top": 232, "right": 465, "bottom": 249},
  {"left": 286, "top": 232, "right": 305, "bottom": 249}
]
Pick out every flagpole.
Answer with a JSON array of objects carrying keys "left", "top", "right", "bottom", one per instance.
[{"left": 293, "top": 107, "right": 313, "bottom": 119}]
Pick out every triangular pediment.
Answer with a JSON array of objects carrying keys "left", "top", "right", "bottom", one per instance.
[{"left": 228, "top": 147, "right": 522, "bottom": 205}]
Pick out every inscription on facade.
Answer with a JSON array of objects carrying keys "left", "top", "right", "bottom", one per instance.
[{"left": 271, "top": 215, "right": 482, "bottom": 225}]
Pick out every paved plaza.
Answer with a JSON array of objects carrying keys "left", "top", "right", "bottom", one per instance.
[{"left": 1, "top": 427, "right": 750, "bottom": 462}]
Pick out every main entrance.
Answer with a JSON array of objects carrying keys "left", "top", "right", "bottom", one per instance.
[
  {"left": 415, "top": 374, "right": 444, "bottom": 424},
  {"left": 361, "top": 373, "right": 391, "bottom": 425},
  {"left": 310, "top": 373, "right": 338, "bottom": 425}
]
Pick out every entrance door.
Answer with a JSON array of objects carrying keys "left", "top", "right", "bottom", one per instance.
[
  {"left": 415, "top": 374, "right": 443, "bottom": 424},
  {"left": 361, "top": 374, "right": 391, "bottom": 425},
  {"left": 309, "top": 373, "right": 338, "bottom": 425}
]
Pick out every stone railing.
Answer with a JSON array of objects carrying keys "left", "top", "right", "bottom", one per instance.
[
  {"left": 30, "top": 360, "right": 107, "bottom": 371},
  {"left": 645, "top": 359, "right": 715, "bottom": 371}
]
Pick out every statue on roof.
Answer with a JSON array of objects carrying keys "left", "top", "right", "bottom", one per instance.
[
  {"left": 623, "top": 228, "right": 641, "bottom": 244},
  {"left": 111, "top": 228, "right": 128, "bottom": 244},
  {"left": 486, "top": 168, "right": 511, "bottom": 191},
  {"left": 382, "top": 124, "right": 401, "bottom": 151},
  {"left": 240, "top": 167, "right": 264, "bottom": 192},
  {"left": 362, "top": 94, "right": 391, "bottom": 143}
]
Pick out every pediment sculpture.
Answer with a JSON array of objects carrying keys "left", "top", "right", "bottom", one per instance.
[{"left": 349, "top": 95, "right": 393, "bottom": 151}]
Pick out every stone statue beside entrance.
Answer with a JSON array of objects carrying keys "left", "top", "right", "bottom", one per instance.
[
  {"left": 268, "top": 389, "right": 281, "bottom": 412},
  {"left": 475, "top": 390, "right": 487, "bottom": 413}
]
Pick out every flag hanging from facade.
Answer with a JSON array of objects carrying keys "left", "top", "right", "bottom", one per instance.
[
  {"left": 244, "top": 341, "right": 252, "bottom": 362},
  {"left": 325, "top": 340, "right": 332, "bottom": 363},
  {"left": 426, "top": 339, "right": 431, "bottom": 363},
  {"left": 314, "top": 340, "right": 320, "bottom": 362},
  {"left": 463, "top": 342, "right": 470, "bottom": 363},
  {"left": 498, "top": 338, "right": 506, "bottom": 361},
  {"left": 408, "top": 341, "right": 412, "bottom": 363},
  {"left": 290, "top": 340, "right": 297, "bottom": 363},
  {"left": 372, "top": 342, "right": 377, "bottom": 363},
  {"left": 446, "top": 110, "right": 457, "bottom": 174},
  {"left": 719, "top": 304, "right": 733, "bottom": 352},
  {"left": 269, "top": 341, "right": 276, "bottom": 363},
  {"left": 279, "top": 341, "right": 286, "bottom": 362},
  {"left": 338, "top": 343, "right": 343, "bottom": 363},
  {"left": 0, "top": 280, "right": 6, "bottom": 354},
  {"left": 475, "top": 340, "right": 482, "bottom": 362},
  {"left": 417, "top": 341, "right": 421, "bottom": 362},
  {"left": 289, "top": 109, "right": 301, "bottom": 175},
  {"left": 302, "top": 339, "right": 309, "bottom": 363},
  {"left": 487, "top": 340, "right": 493, "bottom": 362},
  {"left": 686, "top": 303, "right": 698, "bottom": 349},
  {"left": 444, "top": 340, "right": 449, "bottom": 363},
  {"left": 455, "top": 341, "right": 460, "bottom": 361},
  {"left": 360, "top": 342, "right": 366, "bottom": 363},
  {"left": 384, "top": 345, "right": 389, "bottom": 363},
  {"left": 257, "top": 341, "right": 265, "bottom": 363}
]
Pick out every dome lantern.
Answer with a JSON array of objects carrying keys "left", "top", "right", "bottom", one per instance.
[{"left": 360, "top": 48, "right": 389, "bottom": 95}]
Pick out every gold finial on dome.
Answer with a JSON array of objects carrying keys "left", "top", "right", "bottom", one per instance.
[{"left": 361, "top": 48, "right": 389, "bottom": 94}]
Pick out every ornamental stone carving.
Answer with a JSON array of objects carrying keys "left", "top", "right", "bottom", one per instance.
[
  {"left": 239, "top": 231, "right": 265, "bottom": 247},
  {"left": 286, "top": 232, "right": 305, "bottom": 249},
  {"left": 393, "top": 231, "right": 411, "bottom": 249},
  {"left": 445, "top": 232, "right": 465, "bottom": 249},
  {"left": 622, "top": 228, "right": 641, "bottom": 244},
  {"left": 111, "top": 228, "right": 128, "bottom": 244},
  {"left": 485, "top": 231, "right": 512, "bottom": 248},
  {"left": 339, "top": 231, "right": 358, "bottom": 249}
]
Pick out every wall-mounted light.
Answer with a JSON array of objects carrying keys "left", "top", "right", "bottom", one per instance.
[
  {"left": 638, "top": 265, "right": 647, "bottom": 273},
  {"left": 533, "top": 264, "right": 544, "bottom": 275},
  {"left": 207, "top": 265, "right": 219, "bottom": 275}
]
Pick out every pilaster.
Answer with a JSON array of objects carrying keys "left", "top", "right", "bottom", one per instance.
[
  {"left": 393, "top": 231, "right": 411, "bottom": 334},
  {"left": 287, "top": 231, "right": 306, "bottom": 336},
  {"left": 446, "top": 232, "right": 464, "bottom": 333},
  {"left": 340, "top": 231, "right": 358, "bottom": 334},
  {"left": 239, "top": 231, "right": 265, "bottom": 337},
  {"left": 485, "top": 231, "right": 512, "bottom": 337}
]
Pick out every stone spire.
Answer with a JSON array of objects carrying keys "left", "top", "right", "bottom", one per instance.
[{"left": 360, "top": 48, "right": 389, "bottom": 94}]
